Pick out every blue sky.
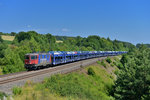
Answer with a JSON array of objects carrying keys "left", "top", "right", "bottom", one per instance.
[{"left": 0, "top": 0, "right": 150, "bottom": 44}]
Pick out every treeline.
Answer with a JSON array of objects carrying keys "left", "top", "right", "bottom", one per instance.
[
  {"left": 0, "top": 31, "right": 56, "bottom": 74},
  {"left": 55, "top": 35, "right": 74, "bottom": 41},
  {"left": 0, "top": 31, "right": 135, "bottom": 74},
  {"left": 56, "top": 36, "right": 136, "bottom": 51},
  {"left": 136, "top": 43, "right": 150, "bottom": 48},
  {"left": 0, "top": 32, "right": 16, "bottom": 36},
  {"left": 112, "top": 45, "right": 150, "bottom": 99}
]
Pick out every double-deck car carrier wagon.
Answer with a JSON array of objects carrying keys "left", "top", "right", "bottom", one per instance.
[{"left": 25, "top": 51, "right": 127, "bottom": 70}]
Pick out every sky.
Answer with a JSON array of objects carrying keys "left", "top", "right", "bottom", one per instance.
[{"left": 0, "top": 0, "right": 150, "bottom": 45}]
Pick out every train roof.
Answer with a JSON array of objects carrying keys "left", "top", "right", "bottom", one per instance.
[
  {"left": 25, "top": 53, "right": 50, "bottom": 55},
  {"left": 25, "top": 53, "right": 39, "bottom": 55},
  {"left": 25, "top": 51, "right": 128, "bottom": 55}
]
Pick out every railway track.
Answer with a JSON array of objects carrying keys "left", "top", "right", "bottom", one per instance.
[
  {"left": 0, "top": 71, "right": 27, "bottom": 78},
  {"left": 0, "top": 57, "right": 104, "bottom": 85}
]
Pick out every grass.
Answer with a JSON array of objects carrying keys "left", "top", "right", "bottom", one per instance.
[
  {"left": 12, "top": 87, "right": 22, "bottom": 95},
  {"left": 3, "top": 40, "right": 12, "bottom": 44},
  {"left": 12, "top": 66, "right": 115, "bottom": 100},
  {"left": 97, "top": 60, "right": 107, "bottom": 68},
  {"left": 101, "top": 60, "right": 107, "bottom": 67},
  {"left": 1, "top": 35, "right": 15, "bottom": 41},
  {"left": 0, "top": 68, "right": 3, "bottom": 75},
  {"left": 12, "top": 85, "right": 75, "bottom": 100},
  {"left": 85, "top": 65, "right": 114, "bottom": 89}
]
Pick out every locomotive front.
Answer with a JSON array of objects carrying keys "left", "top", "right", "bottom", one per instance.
[{"left": 24, "top": 53, "right": 39, "bottom": 70}]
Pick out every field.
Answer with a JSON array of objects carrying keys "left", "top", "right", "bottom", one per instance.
[
  {"left": 1, "top": 35, "right": 15, "bottom": 41},
  {"left": 56, "top": 40, "right": 63, "bottom": 43}
]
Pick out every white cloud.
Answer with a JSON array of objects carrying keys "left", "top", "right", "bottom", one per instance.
[
  {"left": 61, "top": 28, "right": 70, "bottom": 32},
  {"left": 16, "top": 28, "right": 40, "bottom": 33},
  {"left": 27, "top": 25, "right": 31, "bottom": 28}
]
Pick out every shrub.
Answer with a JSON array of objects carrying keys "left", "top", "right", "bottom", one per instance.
[
  {"left": 44, "top": 72, "right": 113, "bottom": 100},
  {"left": 88, "top": 67, "right": 95, "bottom": 76},
  {"left": 106, "top": 57, "right": 112, "bottom": 64},
  {"left": 101, "top": 60, "right": 106, "bottom": 68},
  {"left": 120, "top": 55, "right": 128, "bottom": 66},
  {"left": 0, "top": 92, "right": 7, "bottom": 99},
  {"left": 113, "top": 62, "right": 117, "bottom": 66},
  {"left": 0, "top": 36, "right": 3, "bottom": 43},
  {"left": 97, "top": 61, "right": 101, "bottom": 65},
  {"left": 113, "top": 57, "right": 117, "bottom": 61},
  {"left": 117, "top": 63, "right": 123, "bottom": 69},
  {"left": 0, "top": 68, "right": 3, "bottom": 75},
  {"left": 12, "top": 87, "right": 22, "bottom": 95},
  {"left": 114, "top": 69, "right": 119, "bottom": 75},
  {"left": 110, "top": 64, "right": 114, "bottom": 67}
]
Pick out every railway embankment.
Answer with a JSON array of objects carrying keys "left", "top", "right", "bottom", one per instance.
[
  {"left": 0, "top": 56, "right": 121, "bottom": 100},
  {"left": 0, "top": 57, "right": 108, "bottom": 95}
]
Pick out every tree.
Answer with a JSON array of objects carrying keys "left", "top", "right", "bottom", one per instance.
[
  {"left": 10, "top": 32, "right": 16, "bottom": 36},
  {"left": 120, "top": 54, "right": 128, "bottom": 66},
  {"left": 46, "top": 33, "right": 56, "bottom": 51},
  {"left": 114, "top": 47, "right": 150, "bottom": 100},
  {"left": 2, "top": 47, "right": 25, "bottom": 74},
  {"left": 0, "top": 36, "right": 3, "bottom": 43},
  {"left": 14, "top": 31, "right": 38, "bottom": 43},
  {"left": 0, "top": 43, "right": 8, "bottom": 58}
]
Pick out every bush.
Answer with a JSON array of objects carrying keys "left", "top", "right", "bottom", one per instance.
[
  {"left": 114, "top": 69, "right": 119, "bottom": 75},
  {"left": 113, "top": 57, "right": 117, "bottom": 61},
  {"left": 120, "top": 55, "right": 128, "bottom": 66},
  {"left": 101, "top": 60, "right": 106, "bottom": 68},
  {"left": 97, "top": 61, "right": 101, "bottom": 65},
  {"left": 44, "top": 72, "right": 113, "bottom": 100},
  {"left": 0, "top": 36, "right": 3, "bottom": 43},
  {"left": 88, "top": 67, "right": 95, "bottom": 76},
  {"left": 12, "top": 87, "right": 22, "bottom": 95},
  {"left": 0, "top": 92, "right": 7, "bottom": 99},
  {"left": 106, "top": 57, "right": 112, "bottom": 64},
  {"left": 113, "top": 62, "right": 117, "bottom": 66},
  {"left": 117, "top": 63, "right": 123, "bottom": 69},
  {"left": 110, "top": 64, "right": 114, "bottom": 67},
  {"left": 0, "top": 68, "right": 3, "bottom": 75}
]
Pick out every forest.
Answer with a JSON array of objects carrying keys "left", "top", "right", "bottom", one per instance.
[
  {"left": 0, "top": 31, "right": 135, "bottom": 74},
  {"left": 0, "top": 31, "right": 150, "bottom": 99}
]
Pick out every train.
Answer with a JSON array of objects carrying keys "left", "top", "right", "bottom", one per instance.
[{"left": 24, "top": 51, "right": 127, "bottom": 70}]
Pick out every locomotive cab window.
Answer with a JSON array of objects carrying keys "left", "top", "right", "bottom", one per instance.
[
  {"left": 25, "top": 55, "right": 29, "bottom": 59},
  {"left": 31, "top": 55, "right": 37, "bottom": 60}
]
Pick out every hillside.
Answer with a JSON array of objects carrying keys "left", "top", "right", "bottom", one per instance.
[
  {"left": 136, "top": 43, "right": 150, "bottom": 48},
  {"left": 0, "top": 31, "right": 150, "bottom": 99},
  {"left": 0, "top": 31, "right": 136, "bottom": 75},
  {"left": 5, "top": 56, "right": 121, "bottom": 100}
]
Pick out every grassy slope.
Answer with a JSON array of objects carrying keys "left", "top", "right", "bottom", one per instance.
[
  {"left": 10, "top": 56, "right": 121, "bottom": 100},
  {"left": 1, "top": 35, "right": 15, "bottom": 44}
]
